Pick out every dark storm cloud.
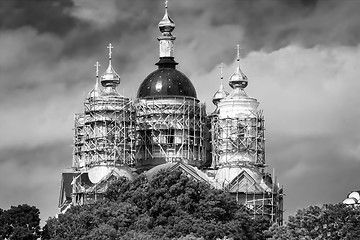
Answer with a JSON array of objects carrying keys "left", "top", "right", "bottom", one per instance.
[
  {"left": 2, "top": 0, "right": 358, "bottom": 61},
  {"left": 39, "top": 0, "right": 163, "bottom": 61},
  {"left": 0, "top": 0, "right": 79, "bottom": 36},
  {"left": 198, "top": 0, "right": 360, "bottom": 52},
  {"left": 0, "top": 0, "right": 160, "bottom": 60}
]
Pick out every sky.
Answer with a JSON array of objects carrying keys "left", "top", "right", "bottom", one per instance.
[{"left": 0, "top": 0, "right": 360, "bottom": 224}]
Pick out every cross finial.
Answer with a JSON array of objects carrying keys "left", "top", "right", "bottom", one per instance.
[
  {"left": 107, "top": 43, "right": 114, "bottom": 59},
  {"left": 236, "top": 44, "right": 241, "bottom": 61},
  {"left": 219, "top": 62, "right": 224, "bottom": 79},
  {"left": 165, "top": 0, "right": 168, "bottom": 9},
  {"left": 94, "top": 61, "right": 100, "bottom": 77}
]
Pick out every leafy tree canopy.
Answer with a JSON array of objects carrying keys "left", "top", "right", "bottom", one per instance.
[
  {"left": 0, "top": 204, "right": 41, "bottom": 240},
  {"left": 267, "top": 203, "right": 360, "bottom": 240},
  {"left": 43, "top": 169, "right": 270, "bottom": 240}
]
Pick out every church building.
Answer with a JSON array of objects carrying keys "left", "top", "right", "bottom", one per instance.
[{"left": 58, "top": 2, "right": 283, "bottom": 224}]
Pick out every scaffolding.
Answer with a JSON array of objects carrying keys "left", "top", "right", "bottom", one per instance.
[
  {"left": 65, "top": 86, "right": 283, "bottom": 223},
  {"left": 209, "top": 107, "right": 283, "bottom": 223},
  {"left": 222, "top": 170, "right": 284, "bottom": 224},
  {"left": 243, "top": 188, "right": 284, "bottom": 225},
  {"left": 69, "top": 170, "right": 122, "bottom": 207},
  {"left": 134, "top": 97, "right": 207, "bottom": 170},
  {"left": 210, "top": 110, "right": 265, "bottom": 168},
  {"left": 72, "top": 95, "right": 135, "bottom": 170}
]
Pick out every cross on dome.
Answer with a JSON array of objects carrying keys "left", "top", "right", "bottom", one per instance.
[
  {"left": 107, "top": 43, "right": 114, "bottom": 59},
  {"left": 165, "top": 0, "right": 168, "bottom": 9},
  {"left": 89, "top": 61, "right": 103, "bottom": 99},
  {"left": 236, "top": 44, "right": 242, "bottom": 61},
  {"left": 101, "top": 43, "right": 120, "bottom": 88},
  {"left": 229, "top": 44, "right": 248, "bottom": 89},
  {"left": 94, "top": 61, "right": 100, "bottom": 77},
  {"left": 219, "top": 62, "right": 224, "bottom": 80},
  {"left": 212, "top": 62, "right": 229, "bottom": 106}
]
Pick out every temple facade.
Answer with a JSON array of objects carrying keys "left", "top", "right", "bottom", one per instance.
[{"left": 58, "top": 2, "right": 283, "bottom": 224}]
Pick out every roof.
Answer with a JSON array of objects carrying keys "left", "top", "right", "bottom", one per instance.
[
  {"left": 145, "top": 162, "right": 211, "bottom": 185},
  {"left": 137, "top": 68, "right": 197, "bottom": 99},
  {"left": 137, "top": 57, "right": 197, "bottom": 99}
]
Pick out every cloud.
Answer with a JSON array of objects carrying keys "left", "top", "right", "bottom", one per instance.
[
  {"left": 173, "top": 0, "right": 360, "bottom": 52},
  {"left": 245, "top": 45, "right": 360, "bottom": 217},
  {"left": 271, "top": 134, "right": 360, "bottom": 216},
  {"left": 0, "top": 142, "right": 71, "bottom": 224},
  {"left": 191, "top": 43, "right": 360, "bottom": 219},
  {"left": 0, "top": 0, "right": 77, "bottom": 36},
  {"left": 70, "top": 0, "right": 118, "bottom": 28},
  {"left": 2, "top": 0, "right": 359, "bottom": 57},
  {"left": 0, "top": 27, "right": 96, "bottom": 150},
  {"left": 246, "top": 45, "right": 360, "bottom": 138},
  {"left": 0, "top": 28, "right": 63, "bottom": 90}
]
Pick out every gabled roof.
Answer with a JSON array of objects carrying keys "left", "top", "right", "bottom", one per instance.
[
  {"left": 224, "top": 168, "right": 273, "bottom": 193},
  {"left": 227, "top": 170, "right": 262, "bottom": 193},
  {"left": 168, "top": 162, "right": 210, "bottom": 184},
  {"left": 145, "top": 162, "right": 211, "bottom": 185}
]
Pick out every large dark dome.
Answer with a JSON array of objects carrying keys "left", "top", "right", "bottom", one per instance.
[{"left": 137, "top": 59, "right": 197, "bottom": 99}]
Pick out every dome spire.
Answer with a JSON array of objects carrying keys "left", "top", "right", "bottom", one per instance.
[
  {"left": 157, "top": 0, "right": 177, "bottom": 63},
  {"left": 101, "top": 43, "right": 120, "bottom": 89},
  {"left": 95, "top": 61, "right": 100, "bottom": 78},
  {"left": 229, "top": 44, "right": 248, "bottom": 89},
  {"left": 212, "top": 63, "right": 229, "bottom": 106},
  {"left": 88, "top": 61, "right": 103, "bottom": 98},
  {"left": 137, "top": 1, "right": 196, "bottom": 99},
  {"left": 159, "top": 0, "right": 175, "bottom": 34}
]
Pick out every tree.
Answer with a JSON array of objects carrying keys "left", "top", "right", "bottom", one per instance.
[
  {"left": 44, "top": 169, "right": 270, "bottom": 239},
  {"left": 268, "top": 203, "right": 360, "bottom": 240},
  {"left": 43, "top": 201, "right": 140, "bottom": 240},
  {"left": 0, "top": 204, "right": 41, "bottom": 240}
]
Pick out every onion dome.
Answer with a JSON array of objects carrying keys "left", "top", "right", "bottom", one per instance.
[
  {"left": 158, "top": 0, "right": 175, "bottom": 33},
  {"left": 212, "top": 85, "right": 228, "bottom": 105},
  {"left": 212, "top": 63, "right": 229, "bottom": 105},
  {"left": 229, "top": 44, "right": 248, "bottom": 89},
  {"left": 88, "top": 61, "right": 103, "bottom": 98},
  {"left": 100, "top": 43, "right": 120, "bottom": 89},
  {"left": 137, "top": 1, "right": 197, "bottom": 99}
]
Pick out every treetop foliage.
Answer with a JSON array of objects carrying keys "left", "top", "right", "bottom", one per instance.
[
  {"left": 6, "top": 169, "right": 360, "bottom": 239},
  {"left": 43, "top": 169, "right": 270, "bottom": 240},
  {"left": 267, "top": 203, "right": 360, "bottom": 240},
  {"left": 0, "top": 204, "right": 41, "bottom": 240}
]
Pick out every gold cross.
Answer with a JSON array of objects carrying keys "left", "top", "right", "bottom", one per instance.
[
  {"left": 94, "top": 61, "right": 100, "bottom": 77},
  {"left": 107, "top": 43, "right": 114, "bottom": 59},
  {"left": 165, "top": 0, "right": 168, "bottom": 8}
]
